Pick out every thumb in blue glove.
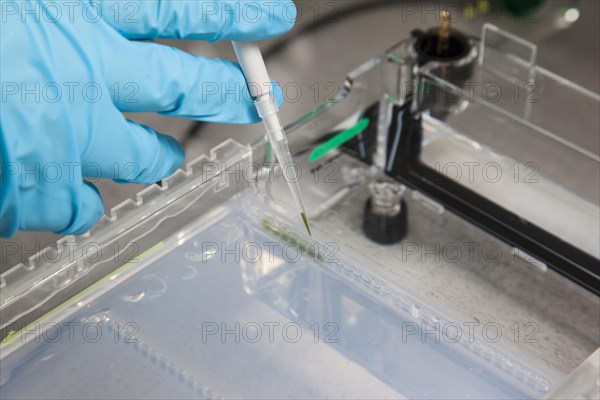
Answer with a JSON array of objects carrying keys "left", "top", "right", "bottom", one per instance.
[{"left": 0, "top": 0, "right": 295, "bottom": 237}]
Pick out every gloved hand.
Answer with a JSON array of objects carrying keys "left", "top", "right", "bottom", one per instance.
[{"left": 0, "top": 0, "right": 294, "bottom": 237}]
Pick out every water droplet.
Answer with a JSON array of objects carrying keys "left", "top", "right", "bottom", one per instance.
[
  {"left": 143, "top": 275, "right": 167, "bottom": 299},
  {"left": 185, "top": 249, "right": 216, "bottom": 262},
  {"left": 411, "top": 304, "right": 420, "bottom": 319},
  {"left": 80, "top": 309, "right": 111, "bottom": 324},
  {"left": 180, "top": 265, "right": 198, "bottom": 281},
  {"left": 123, "top": 292, "right": 146, "bottom": 303},
  {"left": 33, "top": 348, "right": 55, "bottom": 367}
]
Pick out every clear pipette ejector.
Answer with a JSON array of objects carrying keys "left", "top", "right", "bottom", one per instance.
[{"left": 232, "top": 41, "right": 311, "bottom": 236}]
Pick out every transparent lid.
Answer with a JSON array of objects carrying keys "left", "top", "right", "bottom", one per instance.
[{"left": 414, "top": 24, "right": 599, "bottom": 261}]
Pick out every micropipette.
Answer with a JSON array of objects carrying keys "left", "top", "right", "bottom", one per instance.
[{"left": 232, "top": 41, "right": 311, "bottom": 236}]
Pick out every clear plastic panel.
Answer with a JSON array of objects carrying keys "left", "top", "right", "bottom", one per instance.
[
  {"left": 478, "top": 23, "right": 537, "bottom": 83},
  {"left": 416, "top": 25, "right": 600, "bottom": 258}
]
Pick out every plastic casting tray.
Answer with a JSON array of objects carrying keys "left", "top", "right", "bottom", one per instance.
[{"left": 0, "top": 193, "right": 563, "bottom": 399}]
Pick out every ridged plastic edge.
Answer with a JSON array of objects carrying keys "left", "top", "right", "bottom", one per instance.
[{"left": 0, "top": 139, "right": 251, "bottom": 314}]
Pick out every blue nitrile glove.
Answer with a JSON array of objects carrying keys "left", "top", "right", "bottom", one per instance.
[{"left": 0, "top": 0, "right": 294, "bottom": 237}]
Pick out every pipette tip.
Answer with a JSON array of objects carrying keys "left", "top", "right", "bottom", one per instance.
[{"left": 301, "top": 212, "right": 312, "bottom": 237}]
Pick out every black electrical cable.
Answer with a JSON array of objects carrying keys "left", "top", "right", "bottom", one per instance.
[{"left": 181, "top": 0, "right": 407, "bottom": 147}]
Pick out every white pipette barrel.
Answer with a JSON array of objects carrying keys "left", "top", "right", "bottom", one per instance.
[{"left": 232, "top": 41, "right": 311, "bottom": 235}]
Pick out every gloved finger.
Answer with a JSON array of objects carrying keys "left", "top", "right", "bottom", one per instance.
[
  {"left": 82, "top": 113, "right": 185, "bottom": 184},
  {"left": 105, "top": 40, "right": 284, "bottom": 123},
  {"left": 57, "top": 182, "right": 105, "bottom": 235},
  {"left": 99, "top": 0, "right": 296, "bottom": 41},
  {"left": 18, "top": 179, "right": 104, "bottom": 235}
]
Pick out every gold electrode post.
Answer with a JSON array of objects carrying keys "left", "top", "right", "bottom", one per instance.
[{"left": 437, "top": 10, "right": 451, "bottom": 57}]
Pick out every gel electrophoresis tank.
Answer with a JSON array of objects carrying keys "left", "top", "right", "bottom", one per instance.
[{"left": 1, "top": 24, "right": 598, "bottom": 399}]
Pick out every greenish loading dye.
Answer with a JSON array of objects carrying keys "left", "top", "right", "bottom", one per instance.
[
  {"left": 309, "top": 118, "right": 370, "bottom": 162},
  {"left": 261, "top": 218, "right": 322, "bottom": 262}
]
